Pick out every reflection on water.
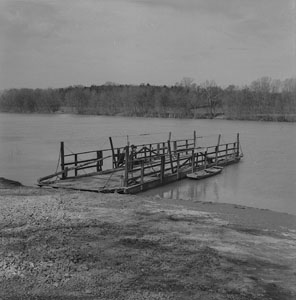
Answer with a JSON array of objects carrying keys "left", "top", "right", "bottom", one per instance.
[
  {"left": 162, "top": 179, "right": 217, "bottom": 202},
  {"left": 1, "top": 113, "right": 296, "bottom": 215},
  {"left": 142, "top": 163, "right": 242, "bottom": 205}
]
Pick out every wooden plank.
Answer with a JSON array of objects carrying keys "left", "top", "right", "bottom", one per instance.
[
  {"left": 167, "top": 140, "right": 174, "bottom": 174},
  {"left": 140, "top": 161, "right": 144, "bottom": 190},
  {"left": 160, "top": 156, "right": 165, "bottom": 184},
  {"left": 74, "top": 154, "right": 78, "bottom": 176},
  {"left": 191, "top": 150, "right": 195, "bottom": 172},
  {"left": 97, "top": 151, "right": 102, "bottom": 172},
  {"left": 64, "top": 157, "right": 100, "bottom": 166},
  {"left": 237, "top": 133, "right": 240, "bottom": 157},
  {"left": 215, "top": 134, "right": 221, "bottom": 164},
  {"left": 194, "top": 131, "right": 196, "bottom": 148},
  {"left": 177, "top": 153, "right": 180, "bottom": 179},
  {"left": 124, "top": 146, "right": 129, "bottom": 187},
  {"left": 109, "top": 137, "right": 116, "bottom": 168},
  {"left": 60, "top": 141, "right": 66, "bottom": 179},
  {"left": 64, "top": 149, "right": 108, "bottom": 157}
]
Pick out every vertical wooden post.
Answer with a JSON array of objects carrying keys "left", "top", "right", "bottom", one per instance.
[
  {"left": 168, "top": 132, "right": 172, "bottom": 141},
  {"left": 215, "top": 134, "right": 221, "bottom": 164},
  {"left": 130, "top": 147, "right": 134, "bottom": 170},
  {"left": 173, "top": 141, "right": 177, "bottom": 153},
  {"left": 117, "top": 148, "right": 120, "bottom": 165},
  {"left": 74, "top": 154, "right": 78, "bottom": 177},
  {"left": 236, "top": 133, "right": 240, "bottom": 157},
  {"left": 141, "top": 161, "right": 144, "bottom": 190},
  {"left": 225, "top": 144, "right": 228, "bottom": 159},
  {"left": 167, "top": 140, "right": 174, "bottom": 173},
  {"left": 157, "top": 143, "right": 160, "bottom": 155},
  {"left": 96, "top": 151, "right": 102, "bottom": 172},
  {"left": 191, "top": 150, "right": 195, "bottom": 172},
  {"left": 163, "top": 142, "right": 166, "bottom": 155},
  {"left": 109, "top": 137, "right": 116, "bottom": 168},
  {"left": 193, "top": 130, "right": 196, "bottom": 148},
  {"left": 124, "top": 145, "right": 129, "bottom": 187},
  {"left": 160, "top": 155, "right": 165, "bottom": 184},
  {"left": 176, "top": 152, "right": 180, "bottom": 179},
  {"left": 186, "top": 140, "right": 188, "bottom": 154},
  {"left": 60, "top": 142, "right": 66, "bottom": 179}
]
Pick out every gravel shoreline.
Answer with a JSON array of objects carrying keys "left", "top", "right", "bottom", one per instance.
[{"left": 1, "top": 179, "right": 296, "bottom": 299}]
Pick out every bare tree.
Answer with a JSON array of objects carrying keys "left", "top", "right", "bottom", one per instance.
[
  {"left": 179, "top": 77, "right": 196, "bottom": 89},
  {"left": 200, "top": 80, "right": 221, "bottom": 118},
  {"left": 250, "top": 77, "right": 272, "bottom": 94}
]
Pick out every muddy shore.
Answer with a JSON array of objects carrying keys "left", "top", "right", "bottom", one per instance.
[{"left": 1, "top": 178, "right": 296, "bottom": 299}]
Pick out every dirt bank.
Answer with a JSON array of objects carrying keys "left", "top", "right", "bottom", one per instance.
[{"left": 1, "top": 184, "right": 296, "bottom": 299}]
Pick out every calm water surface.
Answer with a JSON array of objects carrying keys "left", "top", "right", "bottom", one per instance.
[{"left": 0, "top": 113, "right": 295, "bottom": 215}]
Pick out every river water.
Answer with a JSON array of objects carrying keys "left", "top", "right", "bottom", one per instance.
[{"left": 0, "top": 113, "right": 295, "bottom": 215}]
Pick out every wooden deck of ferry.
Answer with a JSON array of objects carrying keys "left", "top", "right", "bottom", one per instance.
[{"left": 38, "top": 132, "right": 242, "bottom": 194}]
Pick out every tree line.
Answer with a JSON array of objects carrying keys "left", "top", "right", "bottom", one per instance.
[{"left": 0, "top": 77, "right": 295, "bottom": 121}]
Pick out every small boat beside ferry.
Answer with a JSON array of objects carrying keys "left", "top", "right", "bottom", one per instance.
[{"left": 187, "top": 166, "right": 223, "bottom": 180}]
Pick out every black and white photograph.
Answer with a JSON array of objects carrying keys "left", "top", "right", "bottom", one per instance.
[{"left": 0, "top": 0, "right": 296, "bottom": 299}]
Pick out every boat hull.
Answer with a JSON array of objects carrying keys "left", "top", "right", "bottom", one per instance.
[{"left": 187, "top": 166, "right": 223, "bottom": 180}]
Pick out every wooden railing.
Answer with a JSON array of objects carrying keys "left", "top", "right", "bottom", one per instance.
[
  {"left": 123, "top": 139, "right": 240, "bottom": 188},
  {"left": 59, "top": 136, "right": 198, "bottom": 179}
]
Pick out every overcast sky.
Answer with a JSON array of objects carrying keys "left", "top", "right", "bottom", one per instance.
[{"left": 0, "top": 0, "right": 295, "bottom": 89}]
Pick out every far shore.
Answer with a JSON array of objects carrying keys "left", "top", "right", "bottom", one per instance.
[
  {"left": 1, "top": 177, "right": 296, "bottom": 299},
  {"left": 1, "top": 110, "right": 296, "bottom": 122}
]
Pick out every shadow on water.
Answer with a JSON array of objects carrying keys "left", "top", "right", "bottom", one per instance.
[{"left": 141, "top": 162, "right": 242, "bottom": 205}]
